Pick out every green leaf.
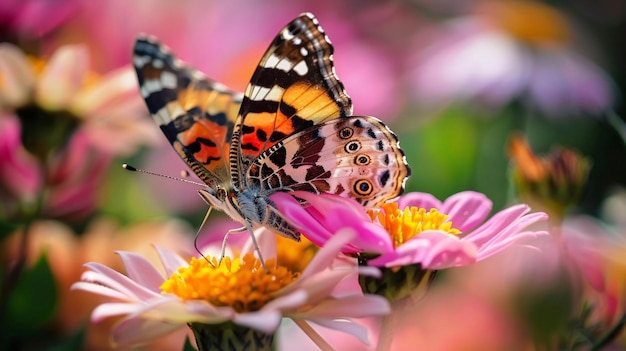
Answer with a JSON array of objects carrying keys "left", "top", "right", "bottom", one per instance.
[
  {"left": 183, "top": 335, "right": 198, "bottom": 351},
  {"left": 45, "top": 328, "right": 86, "bottom": 351},
  {"left": 0, "top": 219, "right": 20, "bottom": 241},
  {"left": 0, "top": 253, "right": 58, "bottom": 339}
]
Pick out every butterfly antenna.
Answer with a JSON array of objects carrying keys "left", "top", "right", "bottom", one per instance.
[{"left": 122, "top": 164, "right": 207, "bottom": 187}]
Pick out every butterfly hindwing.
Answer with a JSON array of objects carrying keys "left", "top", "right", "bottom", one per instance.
[
  {"left": 230, "top": 13, "right": 353, "bottom": 189},
  {"left": 133, "top": 36, "right": 242, "bottom": 188},
  {"left": 247, "top": 116, "right": 410, "bottom": 208}
]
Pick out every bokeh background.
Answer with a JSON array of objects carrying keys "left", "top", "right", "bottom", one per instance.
[{"left": 1, "top": 0, "right": 625, "bottom": 350}]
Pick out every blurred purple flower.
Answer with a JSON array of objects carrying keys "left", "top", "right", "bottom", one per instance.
[{"left": 409, "top": 0, "right": 616, "bottom": 118}]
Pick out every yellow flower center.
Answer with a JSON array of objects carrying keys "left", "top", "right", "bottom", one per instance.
[
  {"left": 369, "top": 203, "right": 461, "bottom": 248},
  {"left": 275, "top": 235, "right": 318, "bottom": 274},
  {"left": 479, "top": 0, "right": 570, "bottom": 45},
  {"left": 160, "top": 254, "right": 299, "bottom": 313}
]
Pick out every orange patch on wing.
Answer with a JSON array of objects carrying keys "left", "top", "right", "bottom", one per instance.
[
  {"left": 282, "top": 83, "right": 341, "bottom": 120},
  {"left": 178, "top": 119, "right": 229, "bottom": 166},
  {"left": 241, "top": 111, "right": 296, "bottom": 155},
  {"left": 177, "top": 87, "right": 217, "bottom": 112}
]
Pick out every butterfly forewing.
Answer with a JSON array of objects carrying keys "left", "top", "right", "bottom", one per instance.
[
  {"left": 133, "top": 37, "right": 242, "bottom": 188},
  {"left": 231, "top": 13, "right": 353, "bottom": 189}
]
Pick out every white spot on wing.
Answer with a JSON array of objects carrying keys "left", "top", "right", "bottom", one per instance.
[
  {"left": 265, "top": 54, "right": 280, "bottom": 68},
  {"left": 276, "top": 59, "right": 294, "bottom": 72},
  {"left": 265, "top": 85, "right": 285, "bottom": 101},
  {"left": 133, "top": 55, "right": 151, "bottom": 68},
  {"left": 140, "top": 79, "right": 162, "bottom": 98},
  {"left": 293, "top": 61, "right": 308, "bottom": 76},
  {"left": 161, "top": 71, "right": 177, "bottom": 89}
]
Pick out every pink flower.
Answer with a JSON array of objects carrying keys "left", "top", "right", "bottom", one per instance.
[
  {"left": 71, "top": 229, "right": 389, "bottom": 348},
  {"left": 272, "top": 190, "right": 548, "bottom": 270},
  {"left": 0, "top": 0, "right": 77, "bottom": 38},
  {"left": 0, "top": 43, "right": 158, "bottom": 219}
]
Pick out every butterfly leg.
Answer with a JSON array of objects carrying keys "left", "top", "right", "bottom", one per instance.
[
  {"left": 219, "top": 224, "right": 269, "bottom": 272},
  {"left": 219, "top": 225, "right": 246, "bottom": 263},
  {"left": 243, "top": 221, "right": 269, "bottom": 273}
]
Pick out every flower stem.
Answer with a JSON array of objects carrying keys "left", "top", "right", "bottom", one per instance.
[
  {"left": 376, "top": 270, "right": 434, "bottom": 351},
  {"left": 189, "top": 322, "right": 274, "bottom": 351},
  {"left": 294, "top": 319, "right": 335, "bottom": 351}
]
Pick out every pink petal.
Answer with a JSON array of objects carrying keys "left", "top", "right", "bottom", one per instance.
[
  {"left": 112, "top": 317, "right": 184, "bottom": 347},
  {"left": 272, "top": 192, "right": 393, "bottom": 254},
  {"left": 36, "top": 45, "right": 88, "bottom": 110},
  {"left": 82, "top": 262, "right": 159, "bottom": 301},
  {"left": 297, "top": 270, "right": 354, "bottom": 305},
  {"left": 0, "top": 115, "right": 40, "bottom": 199},
  {"left": 476, "top": 230, "right": 547, "bottom": 261},
  {"left": 270, "top": 192, "right": 334, "bottom": 247},
  {"left": 440, "top": 191, "right": 492, "bottom": 232},
  {"left": 466, "top": 205, "right": 546, "bottom": 247},
  {"left": 117, "top": 251, "right": 166, "bottom": 292},
  {"left": 368, "top": 231, "right": 478, "bottom": 269},
  {"left": 307, "top": 318, "right": 370, "bottom": 345},
  {"left": 300, "top": 229, "right": 355, "bottom": 279},
  {"left": 293, "top": 295, "right": 389, "bottom": 319},
  {"left": 394, "top": 192, "right": 442, "bottom": 211},
  {"left": 154, "top": 245, "right": 188, "bottom": 277}
]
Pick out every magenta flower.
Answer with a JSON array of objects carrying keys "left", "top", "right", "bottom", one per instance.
[
  {"left": 71, "top": 229, "right": 389, "bottom": 349},
  {"left": 272, "top": 190, "right": 548, "bottom": 270}
]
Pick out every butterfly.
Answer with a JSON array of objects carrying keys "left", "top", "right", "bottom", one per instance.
[{"left": 133, "top": 12, "right": 411, "bottom": 243}]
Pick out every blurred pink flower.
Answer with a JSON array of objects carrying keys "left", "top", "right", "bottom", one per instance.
[
  {"left": 72, "top": 229, "right": 389, "bottom": 348},
  {"left": 0, "top": 43, "right": 158, "bottom": 219},
  {"left": 410, "top": 0, "right": 615, "bottom": 117},
  {"left": 0, "top": 0, "right": 77, "bottom": 38},
  {"left": 272, "top": 190, "right": 548, "bottom": 270},
  {"left": 562, "top": 216, "right": 626, "bottom": 325}
]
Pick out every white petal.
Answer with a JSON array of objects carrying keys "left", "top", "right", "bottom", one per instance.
[
  {"left": 71, "top": 67, "right": 138, "bottom": 115},
  {"left": 70, "top": 281, "right": 129, "bottom": 301},
  {"left": 0, "top": 43, "right": 35, "bottom": 107},
  {"left": 112, "top": 317, "right": 184, "bottom": 347},
  {"left": 92, "top": 302, "right": 144, "bottom": 322},
  {"left": 36, "top": 45, "right": 88, "bottom": 110},
  {"left": 234, "top": 310, "right": 282, "bottom": 334}
]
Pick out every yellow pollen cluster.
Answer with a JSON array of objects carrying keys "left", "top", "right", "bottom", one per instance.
[
  {"left": 160, "top": 254, "right": 299, "bottom": 313},
  {"left": 370, "top": 203, "right": 461, "bottom": 248}
]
